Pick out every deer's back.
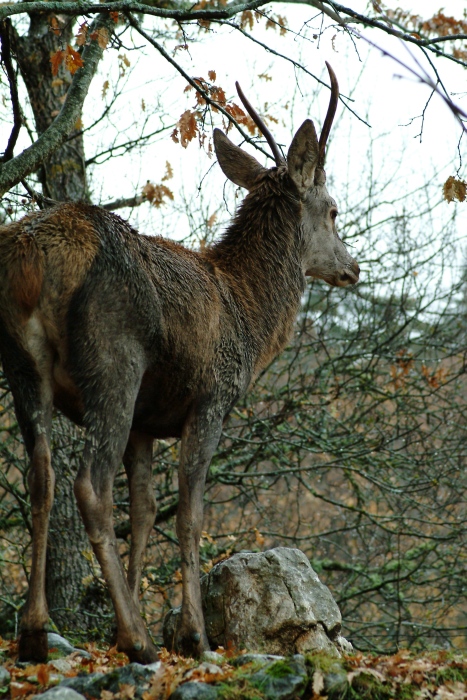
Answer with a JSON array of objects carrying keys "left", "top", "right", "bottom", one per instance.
[{"left": 0, "top": 203, "right": 253, "bottom": 437}]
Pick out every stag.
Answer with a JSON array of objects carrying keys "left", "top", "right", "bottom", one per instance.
[{"left": 0, "top": 63, "right": 358, "bottom": 663}]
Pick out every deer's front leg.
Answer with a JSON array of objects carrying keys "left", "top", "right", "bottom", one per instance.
[{"left": 175, "top": 407, "right": 222, "bottom": 657}]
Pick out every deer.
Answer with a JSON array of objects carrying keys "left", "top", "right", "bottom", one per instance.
[{"left": 0, "top": 63, "right": 359, "bottom": 664}]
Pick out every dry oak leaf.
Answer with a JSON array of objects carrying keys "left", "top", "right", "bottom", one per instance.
[
  {"left": 90, "top": 27, "right": 109, "bottom": 50},
  {"left": 177, "top": 109, "right": 199, "bottom": 148},
  {"left": 208, "top": 69, "right": 216, "bottom": 81},
  {"left": 142, "top": 181, "right": 174, "bottom": 207},
  {"left": 65, "top": 45, "right": 84, "bottom": 75},
  {"left": 50, "top": 16, "right": 61, "bottom": 36},
  {"left": 443, "top": 176, "right": 466, "bottom": 203},
  {"left": 50, "top": 49, "right": 65, "bottom": 76},
  {"left": 76, "top": 21, "right": 89, "bottom": 46}
]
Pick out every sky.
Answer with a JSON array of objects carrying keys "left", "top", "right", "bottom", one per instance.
[
  {"left": 5, "top": 1, "right": 467, "bottom": 269},
  {"left": 78, "top": 0, "right": 466, "bottom": 244}
]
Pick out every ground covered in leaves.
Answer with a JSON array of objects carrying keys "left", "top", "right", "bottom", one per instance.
[{"left": 0, "top": 636, "right": 466, "bottom": 700}]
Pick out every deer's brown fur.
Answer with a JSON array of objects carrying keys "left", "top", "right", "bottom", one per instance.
[{"left": 0, "top": 74, "right": 359, "bottom": 664}]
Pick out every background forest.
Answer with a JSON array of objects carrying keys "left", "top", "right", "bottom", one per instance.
[{"left": 0, "top": 0, "right": 466, "bottom": 656}]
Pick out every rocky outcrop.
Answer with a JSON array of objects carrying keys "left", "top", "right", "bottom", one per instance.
[{"left": 164, "top": 548, "right": 351, "bottom": 656}]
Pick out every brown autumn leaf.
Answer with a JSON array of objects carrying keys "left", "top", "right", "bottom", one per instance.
[
  {"left": 50, "top": 49, "right": 65, "bottom": 76},
  {"left": 37, "top": 664, "right": 50, "bottom": 686},
  {"left": 65, "top": 45, "right": 84, "bottom": 75},
  {"left": 240, "top": 10, "right": 254, "bottom": 30},
  {"left": 102, "top": 80, "right": 109, "bottom": 98},
  {"left": 162, "top": 161, "right": 173, "bottom": 181},
  {"left": 254, "top": 527, "right": 265, "bottom": 546},
  {"left": 119, "top": 53, "right": 131, "bottom": 67},
  {"left": 208, "top": 69, "right": 216, "bottom": 81},
  {"left": 142, "top": 181, "right": 174, "bottom": 207},
  {"left": 443, "top": 175, "right": 466, "bottom": 203},
  {"left": 90, "top": 27, "right": 109, "bottom": 50},
  {"left": 76, "top": 21, "right": 88, "bottom": 46},
  {"left": 50, "top": 16, "right": 61, "bottom": 36},
  {"left": 177, "top": 109, "right": 199, "bottom": 148},
  {"left": 207, "top": 212, "right": 217, "bottom": 229},
  {"left": 10, "top": 681, "right": 37, "bottom": 698},
  {"left": 110, "top": 11, "right": 119, "bottom": 23},
  {"left": 225, "top": 102, "right": 256, "bottom": 134}
]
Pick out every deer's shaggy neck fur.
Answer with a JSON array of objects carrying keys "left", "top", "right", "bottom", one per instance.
[{"left": 206, "top": 169, "right": 306, "bottom": 372}]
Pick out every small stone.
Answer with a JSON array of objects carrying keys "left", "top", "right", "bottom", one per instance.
[
  {"left": 49, "top": 658, "right": 72, "bottom": 674},
  {"left": 169, "top": 681, "right": 218, "bottom": 700},
  {"left": 0, "top": 666, "right": 10, "bottom": 688},
  {"left": 185, "top": 662, "right": 223, "bottom": 680},
  {"left": 232, "top": 653, "right": 285, "bottom": 667},
  {"left": 249, "top": 656, "right": 307, "bottom": 700},
  {"left": 201, "top": 651, "right": 224, "bottom": 664},
  {"left": 61, "top": 662, "right": 158, "bottom": 698},
  {"left": 47, "top": 633, "right": 91, "bottom": 659},
  {"left": 35, "top": 688, "right": 87, "bottom": 700}
]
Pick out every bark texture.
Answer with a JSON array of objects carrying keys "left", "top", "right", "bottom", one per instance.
[{"left": 13, "top": 11, "right": 88, "bottom": 200}]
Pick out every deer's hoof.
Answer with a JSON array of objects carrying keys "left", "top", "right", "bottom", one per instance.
[
  {"left": 18, "top": 629, "right": 48, "bottom": 663},
  {"left": 120, "top": 639, "right": 159, "bottom": 665},
  {"left": 176, "top": 630, "right": 210, "bottom": 658}
]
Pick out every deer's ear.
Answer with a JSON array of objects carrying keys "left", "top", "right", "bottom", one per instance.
[
  {"left": 287, "top": 119, "right": 319, "bottom": 196},
  {"left": 214, "top": 128, "right": 266, "bottom": 190}
]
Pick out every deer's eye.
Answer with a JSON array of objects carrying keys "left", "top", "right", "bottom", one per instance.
[{"left": 330, "top": 209, "right": 338, "bottom": 221}]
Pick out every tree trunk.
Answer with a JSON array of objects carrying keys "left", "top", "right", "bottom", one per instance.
[
  {"left": 12, "top": 10, "right": 107, "bottom": 636},
  {"left": 13, "top": 11, "right": 89, "bottom": 201}
]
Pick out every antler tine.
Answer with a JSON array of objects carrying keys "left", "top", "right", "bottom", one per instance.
[
  {"left": 235, "top": 81, "right": 284, "bottom": 165},
  {"left": 318, "top": 62, "right": 339, "bottom": 168}
]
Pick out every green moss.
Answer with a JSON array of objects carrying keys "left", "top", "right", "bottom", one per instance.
[
  {"left": 305, "top": 651, "right": 346, "bottom": 675},
  {"left": 434, "top": 664, "right": 467, "bottom": 685},
  {"left": 217, "top": 678, "right": 265, "bottom": 700},
  {"left": 348, "top": 673, "right": 394, "bottom": 700},
  {"left": 263, "top": 660, "right": 295, "bottom": 679}
]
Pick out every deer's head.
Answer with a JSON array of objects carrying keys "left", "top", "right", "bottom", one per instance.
[{"left": 214, "top": 64, "right": 359, "bottom": 288}]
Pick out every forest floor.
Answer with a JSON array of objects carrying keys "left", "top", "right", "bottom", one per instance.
[{"left": 0, "top": 636, "right": 466, "bottom": 700}]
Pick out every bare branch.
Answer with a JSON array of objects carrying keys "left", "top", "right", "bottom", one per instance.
[
  {"left": 0, "top": 19, "right": 22, "bottom": 163},
  {"left": 126, "top": 13, "right": 274, "bottom": 160}
]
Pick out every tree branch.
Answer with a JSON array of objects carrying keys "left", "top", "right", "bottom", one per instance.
[
  {"left": 0, "top": 0, "right": 269, "bottom": 24},
  {"left": 0, "top": 19, "right": 22, "bottom": 163},
  {"left": 127, "top": 12, "right": 274, "bottom": 160},
  {"left": 0, "top": 12, "right": 114, "bottom": 197}
]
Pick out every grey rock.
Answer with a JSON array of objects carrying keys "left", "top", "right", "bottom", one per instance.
[
  {"left": 47, "top": 633, "right": 91, "bottom": 659},
  {"left": 0, "top": 666, "right": 10, "bottom": 687},
  {"left": 169, "top": 681, "right": 218, "bottom": 700},
  {"left": 196, "top": 547, "right": 347, "bottom": 655},
  {"left": 232, "top": 653, "right": 285, "bottom": 667},
  {"left": 323, "top": 671, "right": 349, "bottom": 696},
  {"left": 185, "top": 663, "right": 224, "bottom": 680},
  {"left": 249, "top": 655, "right": 308, "bottom": 700},
  {"left": 336, "top": 635, "right": 353, "bottom": 654},
  {"left": 35, "top": 688, "right": 86, "bottom": 700},
  {"left": 49, "top": 658, "right": 72, "bottom": 673},
  {"left": 201, "top": 651, "right": 224, "bottom": 664},
  {"left": 60, "top": 662, "right": 157, "bottom": 698}
]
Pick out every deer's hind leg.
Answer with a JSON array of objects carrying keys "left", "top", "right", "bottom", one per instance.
[
  {"left": 73, "top": 349, "right": 158, "bottom": 664},
  {"left": 0, "top": 323, "right": 54, "bottom": 662},
  {"left": 123, "top": 432, "right": 156, "bottom": 608}
]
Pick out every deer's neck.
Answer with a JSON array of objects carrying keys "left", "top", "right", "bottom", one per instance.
[{"left": 206, "top": 182, "right": 305, "bottom": 373}]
